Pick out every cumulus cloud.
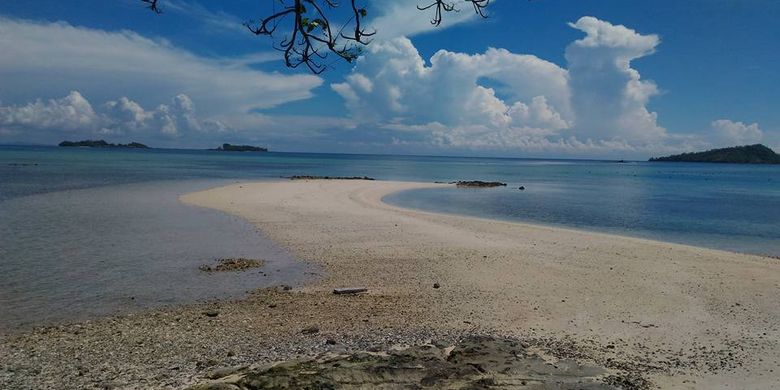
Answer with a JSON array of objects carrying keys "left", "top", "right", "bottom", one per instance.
[
  {"left": 0, "top": 91, "right": 98, "bottom": 132},
  {"left": 0, "top": 91, "right": 231, "bottom": 143},
  {"left": 331, "top": 38, "right": 569, "bottom": 131},
  {"left": 332, "top": 16, "right": 675, "bottom": 155},
  {"left": 710, "top": 119, "right": 763, "bottom": 147},
  {"left": 0, "top": 17, "right": 322, "bottom": 116},
  {"left": 565, "top": 16, "right": 665, "bottom": 143}
]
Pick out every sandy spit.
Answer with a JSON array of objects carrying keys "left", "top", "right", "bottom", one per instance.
[{"left": 1, "top": 180, "right": 778, "bottom": 389}]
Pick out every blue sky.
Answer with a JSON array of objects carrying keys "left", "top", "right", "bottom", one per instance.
[{"left": 1, "top": 0, "right": 778, "bottom": 158}]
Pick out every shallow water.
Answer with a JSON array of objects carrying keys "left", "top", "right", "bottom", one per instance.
[
  {"left": 0, "top": 180, "right": 315, "bottom": 333},
  {"left": 1, "top": 145, "right": 778, "bottom": 330}
]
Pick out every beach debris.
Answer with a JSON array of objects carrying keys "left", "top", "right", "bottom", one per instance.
[
  {"left": 289, "top": 175, "right": 375, "bottom": 180},
  {"left": 456, "top": 180, "right": 507, "bottom": 188},
  {"left": 199, "top": 258, "right": 264, "bottom": 273},
  {"left": 301, "top": 326, "right": 320, "bottom": 335},
  {"left": 333, "top": 287, "right": 368, "bottom": 295}
]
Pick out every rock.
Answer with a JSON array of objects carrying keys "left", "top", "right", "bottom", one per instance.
[
  {"left": 206, "top": 366, "right": 246, "bottom": 380},
  {"left": 187, "top": 383, "right": 241, "bottom": 390},
  {"left": 333, "top": 287, "right": 368, "bottom": 295},
  {"left": 203, "top": 309, "right": 219, "bottom": 318},
  {"left": 326, "top": 338, "right": 337, "bottom": 345},
  {"left": 200, "top": 258, "right": 263, "bottom": 273},
  {"left": 433, "top": 283, "right": 440, "bottom": 289},
  {"left": 290, "top": 175, "right": 375, "bottom": 181},
  {"left": 518, "top": 186, "right": 525, "bottom": 190},
  {"left": 301, "top": 326, "right": 320, "bottom": 335},
  {"left": 189, "top": 336, "right": 627, "bottom": 390},
  {"left": 456, "top": 180, "right": 507, "bottom": 188},
  {"left": 281, "top": 285, "right": 292, "bottom": 291}
]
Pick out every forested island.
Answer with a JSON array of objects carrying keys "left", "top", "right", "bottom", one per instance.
[
  {"left": 213, "top": 143, "right": 268, "bottom": 152},
  {"left": 59, "top": 140, "right": 149, "bottom": 148},
  {"left": 650, "top": 144, "right": 780, "bottom": 164}
]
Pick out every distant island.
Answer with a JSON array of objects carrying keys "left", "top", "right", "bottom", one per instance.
[
  {"left": 59, "top": 140, "right": 150, "bottom": 149},
  {"left": 650, "top": 144, "right": 780, "bottom": 164},
  {"left": 213, "top": 143, "right": 268, "bottom": 152}
]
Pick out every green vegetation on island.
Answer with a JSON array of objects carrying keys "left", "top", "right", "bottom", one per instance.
[
  {"left": 58, "top": 140, "right": 150, "bottom": 148},
  {"left": 214, "top": 143, "right": 268, "bottom": 152},
  {"left": 649, "top": 144, "right": 780, "bottom": 164}
]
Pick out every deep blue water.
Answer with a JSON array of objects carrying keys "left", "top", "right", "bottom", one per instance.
[{"left": 1, "top": 145, "right": 779, "bottom": 331}]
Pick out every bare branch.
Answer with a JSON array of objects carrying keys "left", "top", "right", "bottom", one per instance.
[
  {"left": 141, "top": 0, "right": 162, "bottom": 14},
  {"left": 141, "top": 0, "right": 490, "bottom": 72}
]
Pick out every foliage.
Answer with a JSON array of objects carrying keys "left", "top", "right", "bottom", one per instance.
[{"left": 649, "top": 144, "right": 780, "bottom": 164}]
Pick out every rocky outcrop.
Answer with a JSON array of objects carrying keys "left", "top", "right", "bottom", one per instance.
[
  {"left": 456, "top": 180, "right": 507, "bottom": 188},
  {"left": 199, "top": 258, "right": 264, "bottom": 272},
  {"left": 185, "top": 336, "right": 643, "bottom": 390},
  {"left": 289, "top": 175, "right": 375, "bottom": 181}
]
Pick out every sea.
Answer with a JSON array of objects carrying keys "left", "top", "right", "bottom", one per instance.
[{"left": 1, "top": 145, "right": 779, "bottom": 333}]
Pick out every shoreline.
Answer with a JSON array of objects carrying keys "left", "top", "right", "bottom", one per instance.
[{"left": 2, "top": 179, "right": 778, "bottom": 389}]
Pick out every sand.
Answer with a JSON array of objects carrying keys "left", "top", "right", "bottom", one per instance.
[{"left": 1, "top": 179, "right": 778, "bottom": 389}]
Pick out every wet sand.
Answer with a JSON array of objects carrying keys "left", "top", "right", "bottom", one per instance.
[{"left": 1, "top": 180, "right": 778, "bottom": 389}]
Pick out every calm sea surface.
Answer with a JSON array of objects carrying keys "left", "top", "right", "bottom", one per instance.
[{"left": 1, "top": 145, "right": 779, "bottom": 331}]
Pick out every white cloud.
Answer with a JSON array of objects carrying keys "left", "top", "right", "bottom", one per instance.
[
  {"left": 711, "top": 119, "right": 763, "bottom": 147},
  {"left": 332, "top": 38, "right": 569, "bottom": 130},
  {"left": 565, "top": 16, "right": 665, "bottom": 143},
  {"left": 332, "top": 16, "right": 675, "bottom": 156},
  {"left": 0, "top": 91, "right": 230, "bottom": 141},
  {"left": 0, "top": 17, "right": 322, "bottom": 116},
  {"left": 0, "top": 91, "right": 98, "bottom": 131}
]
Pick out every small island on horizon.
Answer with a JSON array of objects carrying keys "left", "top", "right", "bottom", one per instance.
[
  {"left": 649, "top": 144, "right": 780, "bottom": 164},
  {"left": 213, "top": 143, "right": 268, "bottom": 152},
  {"left": 59, "top": 140, "right": 150, "bottom": 149}
]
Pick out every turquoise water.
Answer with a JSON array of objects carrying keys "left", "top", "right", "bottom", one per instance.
[{"left": 1, "top": 145, "right": 779, "bottom": 330}]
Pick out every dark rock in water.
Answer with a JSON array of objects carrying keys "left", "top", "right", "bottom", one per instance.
[
  {"left": 186, "top": 336, "right": 636, "bottom": 389},
  {"left": 200, "top": 258, "right": 264, "bottom": 273},
  {"left": 456, "top": 181, "right": 507, "bottom": 188},
  {"left": 290, "top": 175, "right": 375, "bottom": 181},
  {"left": 518, "top": 186, "right": 525, "bottom": 190}
]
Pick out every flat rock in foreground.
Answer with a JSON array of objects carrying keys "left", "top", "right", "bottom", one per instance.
[{"left": 186, "top": 336, "right": 642, "bottom": 390}]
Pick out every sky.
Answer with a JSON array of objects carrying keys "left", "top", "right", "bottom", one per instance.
[{"left": 0, "top": 0, "right": 779, "bottom": 159}]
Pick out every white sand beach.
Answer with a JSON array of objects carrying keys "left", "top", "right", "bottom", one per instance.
[
  {"left": 181, "top": 180, "right": 779, "bottom": 389},
  {"left": 1, "top": 179, "right": 777, "bottom": 389}
]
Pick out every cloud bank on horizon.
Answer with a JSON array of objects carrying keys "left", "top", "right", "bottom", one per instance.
[{"left": 0, "top": 10, "right": 775, "bottom": 156}]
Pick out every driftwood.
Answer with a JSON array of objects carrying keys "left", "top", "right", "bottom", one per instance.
[{"left": 333, "top": 288, "right": 368, "bottom": 295}]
